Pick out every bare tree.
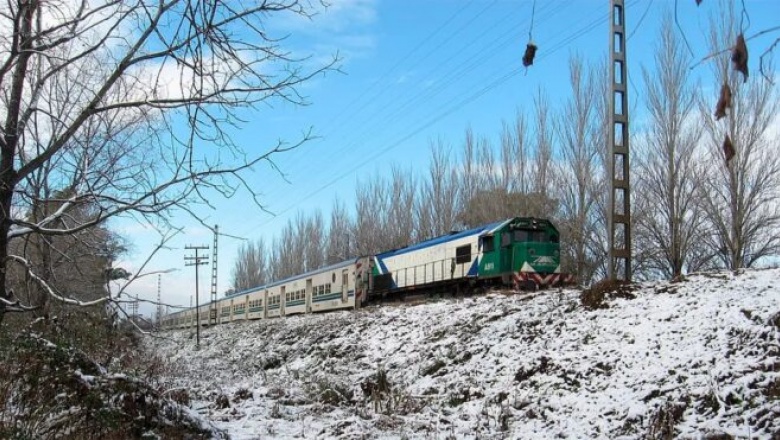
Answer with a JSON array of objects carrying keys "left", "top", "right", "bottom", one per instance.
[
  {"left": 634, "top": 15, "right": 709, "bottom": 279},
  {"left": 269, "top": 219, "right": 298, "bottom": 281},
  {"left": 415, "top": 139, "right": 459, "bottom": 241},
  {"left": 531, "top": 91, "right": 554, "bottom": 199},
  {"left": 586, "top": 61, "right": 612, "bottom": 281},
  {"left": 230, "top": 238, "right": 268, "bottom": 292},
  {"left": 386, "top": 166, "right": 417, "bottom": 250},
  {"left": 697, "top": 8, "right": 780, "bottom": 270},
  {"left": 303, "top": 210, "right": 326, "bottom": 271},
  {"left": 0, "top": 0, "right": 336, "bottom": 318},
  {"left": 354, "top": 177, "right": 387, "bottom": 256},
  {"left": 554, "top": 56, "right": 601, "bottom": 284},
  {"left": 326, "top": 196, "right": 353, "bottom": 263},
  {"left": 456, "top": 128, "right": 479, "bottom": 228}
]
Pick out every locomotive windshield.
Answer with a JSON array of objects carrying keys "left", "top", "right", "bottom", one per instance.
[{"left": 513, "top": 230, "right": 558, "bottom": 243}]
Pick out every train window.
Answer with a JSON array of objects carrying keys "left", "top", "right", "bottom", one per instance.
[
  {"left": 513, "top": 230, "right": 550, "bottom": 242},
  {"left": 326, "top": 283, "right": 331, "bottom": 293},
  {"left": 501, "top": 232, "right": 511, "bottom": 247},
  {"left": 513, "top": 230, "right": 529, "bottom": 242},
  {"left": 480, "top": 236, "right": 495, "bottom": 252},
  {"left": 455, "top": 245, "right": 471, "bottom": 264}
]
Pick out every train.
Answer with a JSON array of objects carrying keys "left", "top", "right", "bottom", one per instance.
[{"left": 161, "top": 217, "right": 572, "bottom": 329}]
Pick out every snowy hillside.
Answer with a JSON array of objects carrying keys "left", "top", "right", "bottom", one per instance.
[{"left": 150, "top": 269, "right": 780, "bottom": 439}]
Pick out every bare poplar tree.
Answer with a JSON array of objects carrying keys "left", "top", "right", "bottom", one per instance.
[
  {"left": 697, "top": 9, "right": 780, "bottom": 270},
  {"left": 0, "top": 0, "right": 336, "bottom": 318},
  {"left": 303, "top": 210, "right": 326, "bottom": 271},
  {"left": 230, "top": 239, "right": 268, "bottom": 292},
  {"left": 456, "top": 128, "right": 479, "bottom": 228},
  {"left": 415, "top": 139, "right": 460, "bottom": 241},
  {"left": 634, "top": 15, "right": 708, "bottom": 279},
  {"left": 554, "top": 56, "right": 601, "bottom": 284},
  {"left": 326, "top": 197, "right": 353, "bottom": 263},
  {"left": 588, "top": 61, "right": 613, "bottom": 281},
  {"left": 268, "top": 214, "right": 311, "bottom": 281},
  {"left": 530, "top": 91, "right": 558, "bottom": 218},
  {"left": 354, "top": 177, "right": 387, "bottom": 256}
]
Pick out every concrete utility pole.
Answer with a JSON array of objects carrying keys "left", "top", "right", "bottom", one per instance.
[
  {"left": 185, "top": 244, "right": 209, "bottom": 349},
  {"left": 609, "top": 0, "right": 632, "bottom": 281}
]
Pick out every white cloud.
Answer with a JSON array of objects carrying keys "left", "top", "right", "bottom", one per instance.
[{"left": 276, "top": 0, "right": 377, "bottom": 34}]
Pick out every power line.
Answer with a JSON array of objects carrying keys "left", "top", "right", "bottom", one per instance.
[
  {"left": 241, "top": 0, "right": 640, "bottom": 235},
  {"left": 242, "top": 1, "right": 568, "bottom": 227},
  {"left": 277, "top": 0, "right": 483, "bottom": 169}
]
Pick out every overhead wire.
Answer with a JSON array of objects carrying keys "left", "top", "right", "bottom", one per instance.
[
  {"left": 278, "top": 0, "right": 498, "bottom": 179},
  {"left": 330, "top": 0, "right": 563, "bottom": 166},
  {"left": 274, "top": 0, "right": 485, "bottom": 169},
  {"left": 242, "top": 0, "right": 641, "bottom": 233},
  {"left": 240, "top": 0, "right": 534, "bottom": 227}
]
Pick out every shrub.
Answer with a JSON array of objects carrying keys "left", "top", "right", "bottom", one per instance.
[
  {"left": 0, "top": 331, "right": 224, "bottom": 439},
  {"left": 580, "top": 279, "right": 636, "bottom": 310}
]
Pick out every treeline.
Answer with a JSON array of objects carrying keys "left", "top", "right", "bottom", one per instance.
[{"left": 230, "top": 12, "right": 779, "bottom": 293}]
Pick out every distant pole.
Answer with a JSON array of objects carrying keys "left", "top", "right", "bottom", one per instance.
[
  {"left": 609, "top": 0, "right": 632, "bottom": 281},
  {"left": 209, "top": 225, "right": 219, "bottom": 325},
  {"left": 130, "top": 295, "right": 138, "bottom": 320},
  {"left": 185, "top": 244, "right": 209, "bottom": 349},
  {"left": 156, "top": 274, "right": 162, "bottom": 327}
]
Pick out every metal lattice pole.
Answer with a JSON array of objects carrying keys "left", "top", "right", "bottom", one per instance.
[{"left": 609, "top": 0, "right": 632, "bottom": 281}]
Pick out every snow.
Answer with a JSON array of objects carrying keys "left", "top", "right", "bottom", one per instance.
[{"left": 149, "top": 268, "right": 780, "bottom": 439}]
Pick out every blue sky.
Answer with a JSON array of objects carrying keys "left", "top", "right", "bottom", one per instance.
[{"left": 117, "top": 0, "right": 779, "bottom": 318}]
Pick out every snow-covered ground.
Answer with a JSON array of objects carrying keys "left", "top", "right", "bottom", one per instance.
[{"left": 150, "top": 269, "right": 780, "bottom": 439}]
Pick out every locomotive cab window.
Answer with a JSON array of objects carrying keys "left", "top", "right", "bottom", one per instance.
[
  {"left": 513, "top": 230, "right": 550, "bottom": 242},
  {"left": 501, "top": 232, "right": 511, "bottom": 247},
  {"left": 480, "top": 236, "right": 495, "bottom": 252},
  {"left": 513, "top": 230, "right": 529, "bottom": 242},
  {"left": 455, "top": 244, "right": 471, "bottom": 264}
]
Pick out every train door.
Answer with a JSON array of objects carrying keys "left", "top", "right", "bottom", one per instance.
[
  {"left": 306, "top": 279, "right": 313, "bottom": 313},
  {"left": 498, "top": 230, "right": 515, "bottom": 286},
  {"left": 263, "top": 290, "right": 268, "bottom": 319},
  {"left": 354, "top": 257, "right": 370, "bottom": 308},
  {"left": 280, "top": 286, "right": 286, "bottom": 317},
  {"left": 500, "top": 230, "right": 513, "bottom": 273},
  {"left": 342, "top": 269, "right": 349, "bottom": 302}
]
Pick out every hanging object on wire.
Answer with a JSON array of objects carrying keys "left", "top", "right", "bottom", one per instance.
[
  {"left": 523, "top": 0, "right": 538, "bottom": 68},
  {"left": 695, "top": 0, "right": 703, "bottom": 6},
  {"left": 523, "top": 43, "right": 538, "bottom": 67},
  {"left": 731, "top": 33, "right": 749, "bottom": 81},
  {"left": 714, "top": 83, "right": 732, "bottom": 120}
]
